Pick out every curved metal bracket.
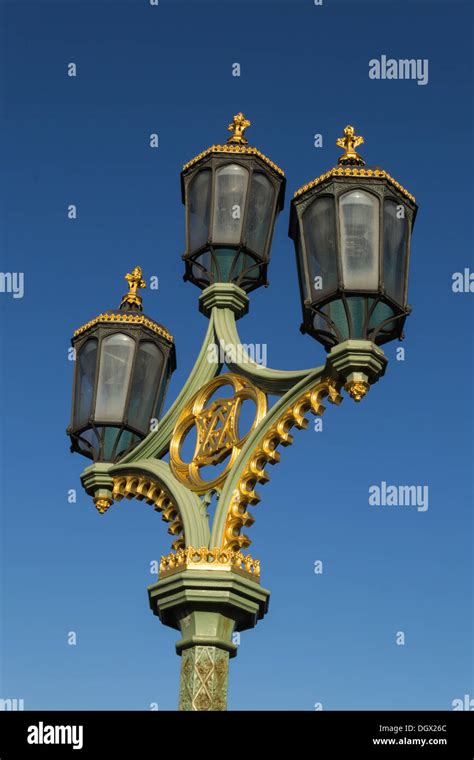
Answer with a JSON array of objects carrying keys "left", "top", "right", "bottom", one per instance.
[
  {"left": 210, "top": 368, "right": 342, "bottom": 550},
  {"left": 212, "top": 306, "right": 319, "bottom": 395},
  {"left": 110, "top": 459, "right": 210, "bottom": 549}
]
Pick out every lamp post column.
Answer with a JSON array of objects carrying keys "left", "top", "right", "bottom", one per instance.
[{"left": 148, "top": 564, "right": 270, "bottom": 711}]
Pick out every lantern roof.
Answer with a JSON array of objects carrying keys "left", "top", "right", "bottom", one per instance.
[
  {"left": 293, "top": 124, "right": 416, "bottom": 204},
  {"left": 73, "top": 266, "right": 174, "bottom": 344},
  {"left": 181, "top": 112, "right": 285, "bottom": 178}
]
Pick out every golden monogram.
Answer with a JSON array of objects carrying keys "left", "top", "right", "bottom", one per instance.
[{"left": 170, "top": 374, "right": 267, "bottom": 492}]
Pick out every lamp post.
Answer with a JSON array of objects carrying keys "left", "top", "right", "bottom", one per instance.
[{"left": 68, "top": 117, "right": 418, "bottom": 710}]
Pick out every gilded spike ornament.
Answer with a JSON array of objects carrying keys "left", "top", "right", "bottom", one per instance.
[
  {"left": 336, "top": 124, "right": 365, "bottom": 166},
  {"left": 181, "top": 112, "right": 284, "bottom": 176},
  {"left": 120, "top": 265, "right": 146, "bottom": 310},
  {"left": 227, "top": 112, "right": 251, "bottom": 145}
]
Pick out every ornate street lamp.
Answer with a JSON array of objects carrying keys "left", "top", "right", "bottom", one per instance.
[
  {"left": 67, "top": 266, "right": 176, "bottom": 466},
  {"left": 181, "top": 112, "right": 286, "bottom": 292},
  {"left": 289, "top": 125, "right": 418, "bottom": 351},
  {"left": 68, "top": 118, "right": 418, "bottom": 710}
]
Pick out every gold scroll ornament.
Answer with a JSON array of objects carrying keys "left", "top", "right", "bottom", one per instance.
[{"left": 170, "top": 374, "right": 267, "bottom": 493}]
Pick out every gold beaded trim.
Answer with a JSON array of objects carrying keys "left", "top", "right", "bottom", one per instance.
[
  {"left": 294, "top": 167, "right": 415, "bottom": 203},
  {"left": 221, "top": 378, "right": 342, "bottom": 551},
  {"left": 159, "top": 546, "right": 261, "bottom": 581},
  {"left": 74, "top": 312, "right": 174, "bottom": 343},
  {"left": 182, "top": 144, "right": 284, "bottom": 177}
]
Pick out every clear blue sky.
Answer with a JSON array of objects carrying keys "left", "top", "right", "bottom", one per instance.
[{"left": 0, "top": 0, "right": 472, "bottom": 710}]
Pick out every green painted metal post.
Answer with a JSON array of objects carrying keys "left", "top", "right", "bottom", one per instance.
[{"left": 148, "top": 569, "right": 270, "bottom": 711}]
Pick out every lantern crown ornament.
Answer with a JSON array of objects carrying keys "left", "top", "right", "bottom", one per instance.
[
  {"left": 181, "top": 113, "right": 286, "bottom": 293},
  {"left": 120, "top": 265, "right": 146, "bottom": 310},
  {"left": 289, "top": 124, "right": 418, "bottom": 350},
  {"left": 67, "top": 267, "right": 176, "bottom": 463},
  {"left": 227, "top": 112, "right": 251, "bottom": 145},
  {"left": 336, "top": 124, "right": 365, "bottom": 166}
]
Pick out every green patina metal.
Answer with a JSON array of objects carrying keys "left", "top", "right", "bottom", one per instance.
[
  {"left": 211, "top": 364, "right": 327, "bottom": 548},
  {"left": 148, "top": 568, "right": 270, "bottom": 710},
  {"left": 179, "top": 646, "right": 229, "bottom": 711},
  {"left": 212, "top": 305, "right": 318, "bottom": 395},
  {"left": 111, "top": 459, "right": 210, "bottom": 548}
]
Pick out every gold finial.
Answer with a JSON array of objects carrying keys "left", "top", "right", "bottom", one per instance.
[
  {"left": 94, "top": 496, "right": 113, "bottom": 514},
  {"left": 120, "top": 265, "right": 146, "bottom": 310},
  {"left": 227, "top": 112, "right": 251, "bottom": 145},
  {"left": 336, "top": 125, "right": 365, "bottom": 166},
  {"left": 345, "top": 380, "right": 370, "bottom": 402}
]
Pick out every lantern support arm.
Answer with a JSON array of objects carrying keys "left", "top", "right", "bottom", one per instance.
[
  {"left": 80, "top": 458, "right": 210, "bottom": 549},
  {"left": 212, "top": 305, "right": 320, "bottom": 395},
  {"left": 210, "top": 364, "right": 331, "bottom": 549},
  {"left": 110, "top": 459, "right": 210, "bottom": 548},
  {"left": 198, "top": 282, "right": 321, "bottom": 396},
  {"left": 209, "top": 338, "right": 387, "bottom": 550}
]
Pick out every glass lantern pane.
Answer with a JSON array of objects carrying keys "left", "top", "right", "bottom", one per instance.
[
  {"left": 327, "top": 299, "right": 349, "bottom": 341},
  {"left": 214, "top": 249, "right": 237, "bottom": 281},
  {"left": 79, "top": 427, "right": 99, "bottom": 459},
  {"left": 95, "top": 333, "right": 135, "bottom": 422},
  {"left": 127, "top": 342, "right": 164, "bottom": 433},
  {"left": 295, "top": 236, "right": 309, "bottom": 301},
  {"left": 212, "top": 164, "right": 249, "bottom": 244},
  {"left": 101, "top": 426, "right": 121, "bottom": 461},
  {"left": 74, "top": 338, "right": 98, "bottom": 427},
  {"left": 311, "top": 306, "right": 336, "bottom": 343},
  {"left": 188, "top": 169, "right": 212, "bottom": 250},
  {"left": 312, "top": 311, "right": 327, "bottom": 334},
  {"left": 237, "top": 253, "right": 262, "bottom": 288},
  {"left": 340, "top": 190, "right": 379, "bottom": 290},
  {"left": 326, "top": 296, "right": 368, "bottom": 341},
  {"left": 112, "top": 429, "right": 140, "bottom": 460},
  {"left": 383, "top": 199, "right": 408, "bottom": 305},
  {"left": 302, "top": 196, "right": 338, "bottom": 299},
  {"left": 368, "top": 299, "right": 397, "bottom": 336},
  {"left": 191, "top": 252, "right": 211, "bottom": 286},
  {"left": 153, "top": 363, "right": 171, "bottom": 420},
  {"left": 246, "top": 173, "right": 274, "bottom": 256}
]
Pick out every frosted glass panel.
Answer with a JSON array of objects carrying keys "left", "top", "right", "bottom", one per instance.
[
  {"left": 303, "top": 196, "right": 338, "bottom": 298},
  {"left": 383, "top": 199, "right": 407, "bottom": 304},
  {"left": 95, "top": 334, "right": 134, "bottom": 422},
  {"left": 74, "top": 339, "right": 97, "bottom": 426},
  {"left": 189, "top": 170, "right": 211, "bottom": 250},
  {"left": 340, "top": 190, "right": 379, "bottom": 289},
  {"left": 246, "top": 173, "right": 274, "bottom": 255},
  {"left": 212, "top": 164, "right": 249, "bottom": 244},
  {"left": 128, "top": 342, "right": 163, "bottom": 433}
]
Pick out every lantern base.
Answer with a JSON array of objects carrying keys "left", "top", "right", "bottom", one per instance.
[
  {"left": 199, "top": 283, "right": 249, "bottom": 319},
  {"left": 326, "top": 340, "right": 387, "bottom": 401},
  {"left": 81, "top": 462, "right": 114, "bottom": 513}
]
